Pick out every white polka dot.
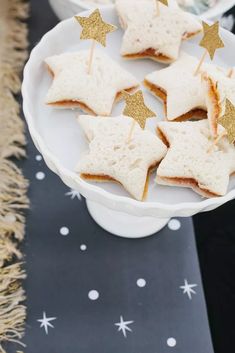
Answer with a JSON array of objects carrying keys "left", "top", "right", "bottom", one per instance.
[
  {"left": 36, "top": 171, "right": 45, "bottom": 180},
  {"left": 80, "top": 244, "right": 87, "bottom": 251},
  {"left": 137, "top": 278, "right": 146, "bottom": 288},
  {"left": 88, "top": 290, "right": 99, "bottom": 301},
  {"left": 168, "top": 219, "right": 181, "bottom": 231},
  {"left": 60, "top": 227, "right": 69, "bottom": 236},
  {"left": 36, "top": 155, "right": 42, "bottom": 161},
  {"left": 167, "top": 337, "right": 176, "bottom": 347}
]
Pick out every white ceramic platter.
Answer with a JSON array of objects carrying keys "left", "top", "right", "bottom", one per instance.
[
  {"left": 201, "top": 0, "right": 235, "bottom": 19},
  {"left": 23, "top": 6, "right": 235, "bottom": 236}
]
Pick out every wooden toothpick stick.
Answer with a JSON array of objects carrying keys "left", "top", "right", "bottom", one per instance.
[
  {"left": 194, "top": 50, "right": 207, "bottom": 76},
  {"left": 207, "top": 130, "right": 227, "bottom": 153},
  {"left": 75, "top": 9, "right": 117, "bottom": 75},
  {"left": 228, "top": 68, "right": 234, "bottom": 78},
  {"left": 214, "top": 130, "right": 227, "bottom": 144},
  {"left": 155, "top": 0, "right": 160, "bottom": 16},
  {"left": 127, "top": 120, "right": 136, "bottom": 143},
  {"left": 87, "top": 40, "right": 96, "bottom": 75}
]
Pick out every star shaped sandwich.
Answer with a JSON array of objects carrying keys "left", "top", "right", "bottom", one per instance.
[
  {"left": 202, "top": 70, "right": 235, "bottom": 137},
  {"left": 45, "top": 50, "right": 139, "bottom": 115},
  {"left": 77, "top": 115, "right": 167, "bottom": 200},
  {"left": 156, "top": 120, "right": 235, "bottom": 197},
  {"left": 144, "top": 52, "right": 226, "bottom": 121},
  {"left": 116, "top": 0, "right": 202, "bottom": 63}
]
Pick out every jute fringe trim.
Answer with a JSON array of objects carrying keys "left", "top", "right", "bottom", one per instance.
[{"left": 0, "top": 0, "right": 29, "bottom": 352}]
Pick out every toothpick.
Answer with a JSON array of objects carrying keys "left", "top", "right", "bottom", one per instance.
[
  {"left": 228, "top": 68, "right": 234, "bottom": 78},
  {"left": 155, "top": 0, "right": 160, "bottom": 16},
  {"left": 194, "top": 50, "right": 207, "bottom": 76},
  {"left": 214, "top": 130, "right": 227, "bottom": 144},
  {"left": 127, "top": 120, "right": 136, "bottom": 143},
  {"left": 87, "top": 40, "right": 96, "bottom": 75},
  {"left": 207, "top": 130, "right": 227, "bottom": 153}
]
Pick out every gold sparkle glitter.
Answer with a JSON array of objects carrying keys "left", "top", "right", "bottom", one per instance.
[
  {"left": 158, "top": 0, "right": 168, "bottom": 6},
  {"left": 123, "top": 90, "right": 156, "bottom": 129},
  {"left": 75, "top": 9, "right": 117, "bottom": 47},
  {"left": 199, "top": 21, "right": 224, "bottom": 60},
  {"left": 219, "top": 99, "right": 235, "bottom": 144}
]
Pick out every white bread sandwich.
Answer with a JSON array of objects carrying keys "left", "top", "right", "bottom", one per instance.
[
  {"left": 115, "top": 0, "right": 202, "bottom": 63},
  {"left": 144, "top": 52, "right": 226, "bottom": 121},
  {"left": 45, "top": 50, "right": 139, "bottom": 115},
  {"left": 202, "top": 70, "right": 235, "bottom": 138},
  {"left": 156, "top": 120, "right": 235, "bottom": 197},
  {"left": 77, "top": 115, "right": 167, "bottom": 200}
]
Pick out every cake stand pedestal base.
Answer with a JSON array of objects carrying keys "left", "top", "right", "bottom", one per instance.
[{"left": 86, "top": 200, "right": 170, "bottom": 238}]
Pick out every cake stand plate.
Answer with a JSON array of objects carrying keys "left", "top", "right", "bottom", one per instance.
[
  {"left": 86, "top": 200, "right": 169, "bottom": 238},
  {"left": 22, "top": 6, "right": 235, "bottom": 239}
]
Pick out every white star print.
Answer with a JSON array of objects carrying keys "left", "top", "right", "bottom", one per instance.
[
  {"left": 115, "top": 316, "right": 134, "bottom": 338},
  {"left": 37, "top": 312, "right": 57, "bottom": 335},
  {"left": 65, "top": 189, "right": 81, "bottom": 200},
  {"left": 180, "top": 279, "right": 198, "bottom": 300}
]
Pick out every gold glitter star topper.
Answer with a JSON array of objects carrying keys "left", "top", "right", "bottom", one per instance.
[
  {"left": 75, "top": 9, "right": 117, "bottom": 74},
  {"left": 156, "top": 0, "right": 168, "bottom": 16},
  {"left": 123, "top": 90, "right": 156, "bottom": 142},
  {"left": 219, "top": 99, "right": 235, "bottom": 144},
  {"left": 159, "top": 0, "right": 168, "bottom": 5},
  {"left": 194, "top": 21, "right": 224, "bottom": 76}
]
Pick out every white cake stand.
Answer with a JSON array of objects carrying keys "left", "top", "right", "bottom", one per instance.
[
  {"left": 48, "top": 0, "right": 235, "bottom": 21},
  {"left": 22, "top": 6, "right": 235, "bottom": 238}
]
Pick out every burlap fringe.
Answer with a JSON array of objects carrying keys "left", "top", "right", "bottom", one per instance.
[{"left": 0, "top": 0, "right": 29, "bottom": 352}]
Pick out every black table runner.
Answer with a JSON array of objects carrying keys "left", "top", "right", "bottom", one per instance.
[{"left": 8, "top": 1, "right": 235, "bottom": 352}]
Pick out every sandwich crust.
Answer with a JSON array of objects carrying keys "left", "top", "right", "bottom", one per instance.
[
  {"left": 81, "top": 163, "right": 158, "bottom": 201},
  {"left": 203, "top": 76, "right": 221, "bottom": 137},
  {"left": 122, "top": 31, "right": 201, "bottom": 64},
  {"left": 47, "top": 86, "right": 138, "bottom": 116}
]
